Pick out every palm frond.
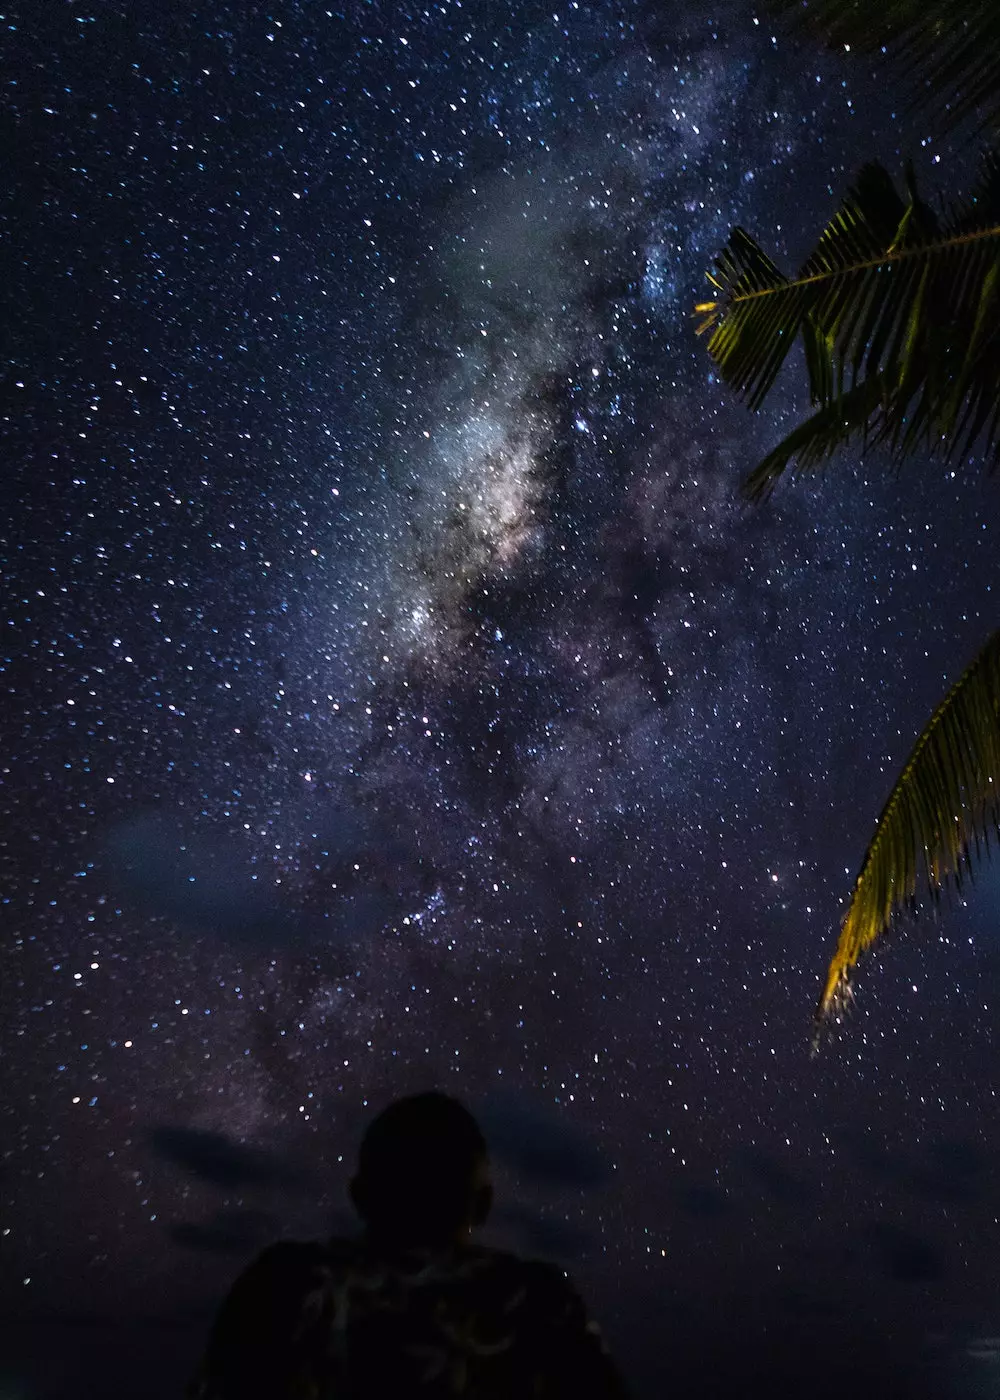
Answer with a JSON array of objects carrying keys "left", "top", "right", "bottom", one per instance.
[
  {"left": 770, "top": 0, "right": 1000, "bottom": 135},
  {"left": 698, "top": 154, "right": 1000, "bottom": 475},
  {"left": 742, "top": 376, "right": 887, "bottom": 501},
  {"left": 815, "top": 628, "right": 1000, "bottom": 1044}
]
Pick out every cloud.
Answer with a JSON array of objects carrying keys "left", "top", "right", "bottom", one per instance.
[
  {"left": 844, "top": 1133, "right": 993, "bottom": 1207},
  {"left": 736, "top": 1150, "right": 815, "bottom": 1207},
  {"left": 863, "top": 1222, "right": 947, "bottom": 1284},
  {"left": 105, "top": 808, "right": 400, "bottom": 947},
  {"left": 149, "top": 1126, "right": 310, "bottom": 1192},
  {"left": 672, "top": 1181, "right": 735, "bottom": 1221},
  {"left": 168, "top": 1208, "right": 277, "bottom": 1255},
  {"left": 477, "top": 1094, "right": 610, "bottom": 1189},
  {"left": 493, "top": 1202, "right": 593, "bottom": 1260}
]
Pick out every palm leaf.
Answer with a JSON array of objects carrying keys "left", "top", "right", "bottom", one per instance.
[
  {"left": 769, "top": 0, "right": 1000, "bottom": 136},
  {"left": 743, "top": 376, "right": 888, "bottom": 501},
  {"left": 697, "top": 154, "right": 1000, "bottom": 491},
  {"left": 815, "top": 628, "right": 1000, "bottom": 1044}
]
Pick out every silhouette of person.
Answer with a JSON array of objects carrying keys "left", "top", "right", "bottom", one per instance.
[{"left": 189, "top": 1091, "right": 628, "bottom": 1398}]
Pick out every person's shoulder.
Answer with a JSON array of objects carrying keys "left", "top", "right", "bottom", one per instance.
[
  {"left": 229, "top": 1237, "right": 333, "bottom": 1301},
  {"left": 200, "top": 1239, "right": 335, "bottom": 1365},
  {"left": 479, "top": 1245, "right": 578, "bottom": 1282},
  {"left": 245, "top": 1237, "right": 331, "bottom": 1273},
  {"left": 473, "top": 1250, "right": 624, "bottom": 1387},
  {"left": 462, "top": 1246, "right": 585, "bottom": 1302}
]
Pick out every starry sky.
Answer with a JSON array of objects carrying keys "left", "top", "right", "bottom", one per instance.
[{"left": 3, "top": 2, "right": 1000, "bottom": 1396}]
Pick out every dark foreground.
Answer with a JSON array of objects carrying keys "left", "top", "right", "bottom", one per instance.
[{"left": 2, "top": 1306, "right": 997, "bottom": 1400}]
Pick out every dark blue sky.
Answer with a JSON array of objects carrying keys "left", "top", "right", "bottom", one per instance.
[{"left": 3, "top": 2, "right": 999, "bottom": 1396}]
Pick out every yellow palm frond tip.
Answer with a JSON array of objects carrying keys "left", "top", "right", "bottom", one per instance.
[
  {"left": 812, "top": 627, "right": 1000, "bottom": 1048},
  {"left": 693, "top": 302, "right": 720, "bottom": 335}
]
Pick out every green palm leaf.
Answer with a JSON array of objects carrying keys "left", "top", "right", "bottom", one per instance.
[
  {"left": 815, "top": 628, "right": 1000, "bottom": 1043},
  {"left": 769, "top": 0, "right": 1000, "bottom": 135},
  {"left": 697, "top": 154, "right": 1000, "bottom": 491}
]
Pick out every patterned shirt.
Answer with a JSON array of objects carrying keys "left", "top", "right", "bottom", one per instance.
[{"left": 189, "top": 1236, "right": 629, "bottom": 1399}]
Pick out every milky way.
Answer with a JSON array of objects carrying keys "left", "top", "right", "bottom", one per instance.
[{"left": 4, "top": 3, "right": 1000, "bottom": 1396}]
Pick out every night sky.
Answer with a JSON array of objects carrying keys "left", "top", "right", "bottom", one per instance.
[{"left": 3, "top": 2, "right": 1000, "bottom": 1397}]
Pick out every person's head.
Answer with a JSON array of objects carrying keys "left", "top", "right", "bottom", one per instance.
[{"left": 349, "top": 1092, "right": 492, "bottom": 1248}]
